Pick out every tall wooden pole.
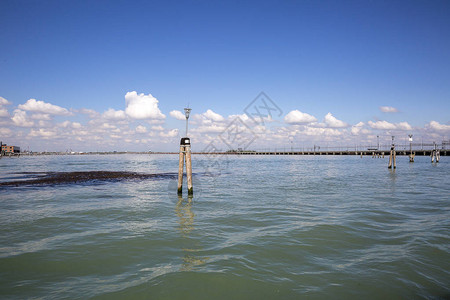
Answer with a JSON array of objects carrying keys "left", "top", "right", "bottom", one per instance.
[
  {"left": 185, "top": 144, "right": 193, "bottom": 195},
  {"left": 178, "top": 137, "right": 193, "bottom": 195},
  {"left": 388, "top": 136, "right": 396, "bottom": 169},
  {"left": 178, "top": 108, "right": 193, "bottom": 195}
]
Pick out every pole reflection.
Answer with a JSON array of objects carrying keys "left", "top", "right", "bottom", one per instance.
[{"left": 175, "top": 195, "right": 209, "bottom": 271}]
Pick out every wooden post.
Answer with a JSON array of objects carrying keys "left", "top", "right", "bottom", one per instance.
[
  {"left": 185, "top": 144, "right": 193, "bottom": 195},
  {"left": 177, "top": 137, "right": 193, "bottom": 195},
  {"left": 388, "top": 147, "right": 396, "bottom": 169},
  {"left": 408, "top": 134, "right": 414, "bottom": 162},
  {"left": 388, "top": 136, "right": 396, "bottom": 169}
]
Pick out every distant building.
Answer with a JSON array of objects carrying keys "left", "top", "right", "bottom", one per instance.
[{"left": 1, "top": 145, "right": 20, "bottom": 154}]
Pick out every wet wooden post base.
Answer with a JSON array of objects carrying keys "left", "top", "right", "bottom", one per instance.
[
  {"left": 388, "top": 146, "right": 396, "bottom": 169},
  {"left": 177, "top": 137, "right": 193, "bottom": 195},
  {"left": 431, "top": 150, "right": 440, "bottom": 163},
  {"left": 185, "top": 145, "right": 193, "bottom": 195}
]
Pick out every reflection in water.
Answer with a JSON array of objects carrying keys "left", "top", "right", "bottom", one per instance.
[
  {"left": 388, "top": 168, "right": 397, "bottom": 193},
  {"left": 175, "top": 196, "right": 209, "bottom": 271}
]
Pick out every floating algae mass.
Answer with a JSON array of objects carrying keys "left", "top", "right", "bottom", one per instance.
[{"left": 0, "top": 171, "right": 178, "bottom": 187}]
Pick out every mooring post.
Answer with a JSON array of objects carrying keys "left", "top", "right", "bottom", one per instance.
[
  {"left": 431, "top": 142, "right": 440, "bottom": 163},
  {"left": 408, "top": 134, "right": 415, "bottom": 162},
  {"left": 185, "top": 142, "right": 193, "bottom": 195},
  {"left": 177, "top": 107, "right": 193, "bottom": 195},
  {"left": 388, "top": 136, "right": 396, "bottom": 169}
]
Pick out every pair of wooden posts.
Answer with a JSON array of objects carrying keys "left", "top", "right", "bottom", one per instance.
[
  {"left": 431, "top": 146, "right": 440, "bottom": 163},
  {"left": 388, "top": 144, "right": 396, "bottom": 169},
  {"left": 177, "top": 137, "right": 193, "bottom": 195}
]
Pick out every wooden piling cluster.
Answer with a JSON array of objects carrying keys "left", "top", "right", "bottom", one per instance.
[
  {"left": 388, "top": 145, "right": 396, "bottom": 169},
  {"left": 177, "top": 137, "right": 193, "bottom": 195},
  {"left": 431, "top": 143, "right": 440, "bottom": 163}
]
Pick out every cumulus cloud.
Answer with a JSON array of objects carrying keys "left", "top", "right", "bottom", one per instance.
[
  {"left": 284, "top": 110, "right": 317, "bottom": 124},
  {"left": 101, "top": 123, "right": 116, "bottom": 129},
  {"left": 11, "top": 110, "right": 34, "bottom": 127},
  {"left": 103, "top": 108, "right": 126, "bottom": 120},
  {"left": 135, "top": 125, "right": 147, "bottom": 133},
  {"left": 151, "top": 125, "right": 164, "bottom": 131},
  {"left": 303, "top": 127, "right": 342, "bottom": 136},
  {"left": 159, "top": 129, "right": 179, "bottom": 137},
  {"left": 351, "top": 122, "right": 371, "bottom": 135},
  {"left": 426, "top": 121, "right": 450, "bottom": 132},
  {"left": 0, "top": 97, "right": 11, "bottom": 117},
  {"left": 125, "top": 91, "right": 165, "bottom": 120},
  {"left": 0, "top": 127, "right": 13, "bottom": 137},
  {"left": 324, "top": 113, "right": 348, "bottom": 128},
  {"left": 0, "top": 108, "right": 9, "bottom": 117},
  {"left": 30, "top": 113, "right": 51, "bottom": 120},
  {"left": 29, "top": 128, "right": 57, "bottom": 139},
  {"left": 203, "top": 109, "right": 225, "bottom": 122},
  {"left": 0, "top": 96, "right": 11, "bottom": 106},
  {"left": 192, "top": 124, "right": 226, "bottom": 134},
  {"left": 170, "top": 110, "right": 186, "bottom": 120},
  {"left": 380, "top": 106, "right": 399, "bottom": 113},
  {"left": 368, "top": 120, "right": 412, "bottom": 131},
  {"left": 79, "top": 108, "right": 100, "bottom": 118},
  {"left": 18, "top": 99, "right": 71, "bottom": 115}
]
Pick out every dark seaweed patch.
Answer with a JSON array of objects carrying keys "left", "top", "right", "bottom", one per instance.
[{"left": 0, "top": 171, "right": 178, "bottom": 187}]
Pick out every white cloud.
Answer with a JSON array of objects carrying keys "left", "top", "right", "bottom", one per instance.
[
  {"left": 103, "top": 108, "right": 126, "bottom": 120},
  {"left": 0, "top": 97, "right": 11, "bottom": 106},
  {"left": 30, "top": 113, "right": 51, "bottom": 120},
  {"left": 79, "top": 108, "right": 100, "bottom": 118},
  {"left": 18, "top": 99, "right": 71, "bottom": 115},
  {"left": 0, "top": 108, "right": 9, "bottom": 117},
  {"left": 380, "top": 106, "right": 399, "bottom": 113},
  {"left": 151, "top": 125, "right": 164, "bottom": 131},
  {"left": 396, "top": 122, "right": 412, "bottom": 130},
  {"left": 203, "top": 109, "right": 225, "bottom": 122},
  {"left": 0, "top": 127, "right": 13, "bottom": 137},
  {"left": 170, "top": 110, "right": 186, "bottom": 120},
  {"left": 284, "top": 110, "right": 317, "bottom": 124},
  {"left": 72, "top": 122, "right": 82, "bottom": 129},
  {"left": 192, "top": 124, "right": 226, "bottom": 134},
  {"left": 159, "top": 129, "right": 179, "bottom": 137},
  {"left": 324, "top": 112, "right": 348, "bottom": 128},
  {"left": 136, "top": 125, "right": 147, "bottom": 133},
  {"left": 351, "top": 122, "right": 371, "bottom": 135},
  {"left": 11, "top": 110, "right": 34, "bottom": 127},
  {"left": 303, "top": 127, "right": 342, "bottom": 136},
  {"left": 29, "top": 128, "right": 57, "bottom": 139},
  {"left": 426, "top": 121, "right": 450, "bottom": 132},
  {"left": 125, "top": 91, "right": 165, "bottom": 120},
  {"left": 368, "top": 120, "right": 396, "bottom": 130},
  {"left": 101, "top": 123, "right": 116, "bottom": 129},
  {"left": 368, "top": 120, "right": 412, "bottom": 131}
]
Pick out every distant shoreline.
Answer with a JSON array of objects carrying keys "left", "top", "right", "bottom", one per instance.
[{"left": 9, "top": 150, "right": 449, "bottom": 156}]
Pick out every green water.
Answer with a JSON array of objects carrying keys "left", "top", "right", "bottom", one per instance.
[{"left": 0, "top": 154, "right": 449, "bottom": 299}]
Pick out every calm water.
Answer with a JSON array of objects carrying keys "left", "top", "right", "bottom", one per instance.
[{"left": 0, "top": 154, "right": 449, "bottom": 299}]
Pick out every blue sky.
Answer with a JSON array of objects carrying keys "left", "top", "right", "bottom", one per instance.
[{"left": 1, "top": 0, "right": 449, "bottom": 152}]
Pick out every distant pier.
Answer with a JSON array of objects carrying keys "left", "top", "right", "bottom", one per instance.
[
  {"left": 146, "top": 150, "right": 448, "bottom": 156},
  {"left": 192, "top": 150, "right": 448, "bottom": 156}
]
